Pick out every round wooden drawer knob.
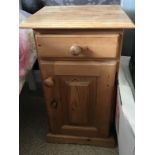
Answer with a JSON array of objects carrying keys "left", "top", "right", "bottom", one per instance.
[
  {"left": 44, "top": 77, "right": 54, "bottom": 87},
  {"left": 70, "top": 44, "right": 82, "bottom": 56}
]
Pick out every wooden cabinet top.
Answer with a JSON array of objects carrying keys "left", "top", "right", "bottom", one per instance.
[{"left": 20, "top": 5, "right": 134, "bottom": 29}]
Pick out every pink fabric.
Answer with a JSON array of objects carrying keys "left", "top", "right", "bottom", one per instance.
[{"left": 19, "top": 30, "right": 30, "bottom": 79}]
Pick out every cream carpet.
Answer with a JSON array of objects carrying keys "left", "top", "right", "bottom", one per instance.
[{"left": 19, "top": 82, "right": 119, "bottom": 155}]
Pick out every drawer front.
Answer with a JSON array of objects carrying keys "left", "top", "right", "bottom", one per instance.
[{"left": 36, "top": 34, "right": 120, "bottom": 59}]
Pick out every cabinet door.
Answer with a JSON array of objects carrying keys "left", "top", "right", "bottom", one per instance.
[{"left": 40, "top": 61, "right": 117, "bottom": 138}]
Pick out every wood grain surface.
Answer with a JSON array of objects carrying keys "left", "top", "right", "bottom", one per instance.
[
  {"left": 35, "top": 33, "right": 120, "bottom": 58},
  {"left": 20, "top": 5, "right": 134, "bottom": 29},
  {"left": 47, "top": 133, "right": 116, "bottom": 147},
  {"left": 39, "top": 61, "right": 117, "bottom": 138}
]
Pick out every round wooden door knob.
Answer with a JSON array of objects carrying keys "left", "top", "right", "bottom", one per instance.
[
  {"left": 51, "top": 99, "right": 58, "bottom": 108},
  {"left": 44, "top": 77, "right": 54, "bottom": 87},
  {"left": 70, "top": 44, "right": 82, "bottom": 56}
]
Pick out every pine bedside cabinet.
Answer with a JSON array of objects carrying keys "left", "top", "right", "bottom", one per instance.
[{"left": 20, "top": 5, "right": 134, "bottom": 147}]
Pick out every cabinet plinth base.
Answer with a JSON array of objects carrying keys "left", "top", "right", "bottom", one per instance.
[{"left": 46, "top": 133, "right": 116, "bottom": 148}]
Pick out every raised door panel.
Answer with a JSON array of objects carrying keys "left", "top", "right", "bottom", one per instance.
[
  {"left": 57, "top": 76, "right": 96, "bottom": 126},
  {"left": 55, "top": 76, "right": 98, "bottom": 137},
  {"left": 40, "top": 61, "right": 117, "bottom": 138}
]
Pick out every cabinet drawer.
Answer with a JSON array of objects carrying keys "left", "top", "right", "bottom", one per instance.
[{"left": 36, "top": 34, "right": 120, "bottom": 59}]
